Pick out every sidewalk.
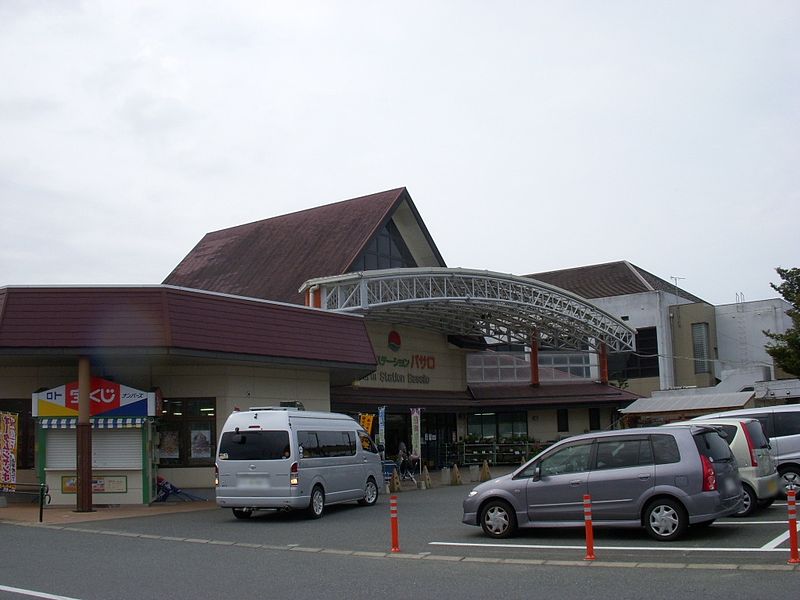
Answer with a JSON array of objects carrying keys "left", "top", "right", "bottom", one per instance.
[
  {"left": 0, "top": 493, "right": 218, "bottom": 525},
  {"left": 0, "top": 464, "right": 517, "bottom": 525}
]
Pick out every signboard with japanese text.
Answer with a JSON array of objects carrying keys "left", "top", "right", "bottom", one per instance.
[
  {"left": 355, "top": 324, "right": 467, "bottom": 391},
  {"left": 61, "top": 475, "right": 127, "bottom": 494},
  {"left": 411, "top": 408, "right": 421, "bottom": 458},
  {"left": 0, "top": 412, "right": 18, "bottom": 491},
  {"left": 32, "top": 378, "right": 155, "bottom": 418}
]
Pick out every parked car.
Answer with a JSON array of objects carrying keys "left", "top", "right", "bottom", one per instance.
[
  {"left": 693, "top": 404, "right": 800, "bottom": 495},
  {"left": 462, "top": 426, "right": 743, "bottom": 541},
  {"left": 665, "top": 418, "right": 779, "bottom": 516}
]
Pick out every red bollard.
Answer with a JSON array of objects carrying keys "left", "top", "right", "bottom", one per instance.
[
  {"left": 788, "top": 489, "right": 799, "bottom": 564},
  {"left": 390, "top": 495, "right": 400, "bottom": 553},
  {"left": 583, "top": 494, "right": 596, "bottom": 561}
]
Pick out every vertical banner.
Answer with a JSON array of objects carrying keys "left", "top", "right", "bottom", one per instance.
[
  {"left": 0, "top": 411, "right": 18, "bottom": 491},
  {"left": 377, "top": 406, "right": 386, "bottom": 448},
  {"left": 411, "top": 408, "right": 421, "bottom": 458}
]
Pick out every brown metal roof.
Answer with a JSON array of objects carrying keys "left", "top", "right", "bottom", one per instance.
[
  {"left": 0, "top": 286, "right": 376, "bottom": 379},
  {"left": 527, "top": 261, "right": 705, "bottom": 303},
  {"left": 164, "top": 187, "right": 445, "bottom": 305}
]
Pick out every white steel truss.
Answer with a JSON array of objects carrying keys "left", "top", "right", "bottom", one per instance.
[{"left": 300, "top": 268, "right": 636, "bottom": 352}]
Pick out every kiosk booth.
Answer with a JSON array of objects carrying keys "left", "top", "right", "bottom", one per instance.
[{"left": 33, "top": 377, "right": 158, "bottom": 505}]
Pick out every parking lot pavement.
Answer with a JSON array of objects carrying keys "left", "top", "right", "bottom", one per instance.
[{"left": 3, "top": 472, "right": 799, "bottom": 571}]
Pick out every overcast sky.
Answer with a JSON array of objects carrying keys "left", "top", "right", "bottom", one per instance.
[{"left": 1, "top": 1, "right": 797, "bottom": 305}]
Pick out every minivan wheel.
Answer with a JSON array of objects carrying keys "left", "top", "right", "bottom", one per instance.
[
  {"left": 232, "top": 508, "right": 252, "bottom": 520},
  {"left": 780, "top": 467, "right": 800, "bottom": 497},
  {"left": 480, "top": 499, "right": 517, "bottom": 539},
  {"left": 735, "top": 485, "right": 756, "bottom": 517},
  {"left": 644, "top": 498, "right": 687, "bottom": 541},
  {"left": 307, "top": 486, "right": 325, "bottom": 519},
  {"left": 358, "top": 478, "right": 379, "bottom": 506}
]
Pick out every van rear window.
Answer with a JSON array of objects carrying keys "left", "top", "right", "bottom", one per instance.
[
  {"left": 693, "top": 431, "right": 733, "bottom": 461},
  {"left": 218, "top": 431, "right": 290, "bottom": 460},
  {"left": 744, "top": 421, "right": 770, "bottom": 449}
]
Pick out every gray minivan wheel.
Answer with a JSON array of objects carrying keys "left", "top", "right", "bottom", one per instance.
[
  {"left": 232, "top": 508, "right": 252, "bottom": 520},
  {"left": 735, "top": 484, "right": 756, "bottom": 517},
  {"left": 480, "top": 499, "right": 517, "bottom": 539},
  {"left": 358, "top": 478, "right": 379, "bottom": 506},
  {"left": 307, "top": 485, "right": 325, "bottom": 519},
  {"left": 644, "top": 498, "right": 687, "bottom": 541}
]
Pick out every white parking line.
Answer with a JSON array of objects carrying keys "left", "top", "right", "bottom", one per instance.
[
  {"left": 761, "top": 521, "right": 800, "bottom": 550},
  {"left": 429, "top": 541, "right": 790, "bottom": 553},
  {"left": 0, "top": 585, "right": 84, "bottom": 600}
]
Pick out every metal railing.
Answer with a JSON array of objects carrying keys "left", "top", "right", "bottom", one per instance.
[{"left": 1, "top": 482, "right": 50, "bottom": 522}]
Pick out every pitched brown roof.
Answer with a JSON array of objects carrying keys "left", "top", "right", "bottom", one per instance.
[
  {"left": 527, "top": 261, "right": 705, "bottom": 303},
  {"left": 164, "top": 187, "right": 444, "bottom": 304},
  {"left": 0, "top": 286, "right": 376, "bottom": 381}
]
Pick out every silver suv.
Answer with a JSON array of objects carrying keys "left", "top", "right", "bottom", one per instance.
[{"left": 462, "top": 426, "right": 743, "bottom": 541}]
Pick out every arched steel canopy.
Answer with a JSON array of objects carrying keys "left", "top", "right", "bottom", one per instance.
[{"left": 300, "top": 268, "right": 636, "bottom": 352}]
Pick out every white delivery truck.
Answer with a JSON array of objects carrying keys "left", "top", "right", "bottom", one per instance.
[{"left": 215, "top": 407, "right": 383, "bottom": 519}]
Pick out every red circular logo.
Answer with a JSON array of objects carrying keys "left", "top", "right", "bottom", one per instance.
[{"left": 388, "top": 330, "right": 401, "bottom": 352}]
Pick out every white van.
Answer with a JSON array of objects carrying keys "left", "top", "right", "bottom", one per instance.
[{"left": 215, "top": 408, "right": 383, "bottom": 519}]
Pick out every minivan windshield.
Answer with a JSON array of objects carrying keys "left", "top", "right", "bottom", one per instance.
[
  {"left": 218, "top": 430, "right": 290, "bottom": 460},
  {"left": 693, "top": 431, "right": 733, "bottom": 462}
]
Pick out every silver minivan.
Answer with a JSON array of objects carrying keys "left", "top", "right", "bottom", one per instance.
[
  {"left": 216, "top": 408, "right": 383, "bottom": 519},
  {"left": 462, "top": 426, "right": 743, "bottom": 541},
  {"left": 695, "top": 405, "right": 800, "bottom": 494}
]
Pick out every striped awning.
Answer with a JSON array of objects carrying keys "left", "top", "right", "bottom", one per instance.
[{"left": 39, "top": 417, "right": 147, "bottom": 429}]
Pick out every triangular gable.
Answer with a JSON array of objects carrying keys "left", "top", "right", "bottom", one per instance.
[{"left": 164, "top": 188, "right": 445, "bottom": 304}]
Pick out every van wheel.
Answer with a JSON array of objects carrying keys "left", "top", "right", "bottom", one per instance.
[
  {"left": 358, "top": 478, "right": 379, "bottom": 506},
  {"left": 735, "top": 484, "right": 756, "bottom": 517},
  {"left": 307, "top": 486, "right": 325, "bottom": 519},
  {"left": 232, "top": 508, "right": 252, "bottom": 520},
  {"left": 480, "top": 499, "right": 517, "bottom": 539},
  {"left": 644, "top": 498, "right": 687, "bottom": 541},
  {"left": 780, "top": 467, "right": 800, "bottom": 497}
]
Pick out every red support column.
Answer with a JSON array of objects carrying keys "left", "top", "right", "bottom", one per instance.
[
  {"left": 599, "top": 343, "right": 609, "bottom": 385},
  {"left": 76, "top": 356, "right": 93, "bottom": 512},
  {"left": 530, "top": 330, "right": 540, "bottom": 387}
]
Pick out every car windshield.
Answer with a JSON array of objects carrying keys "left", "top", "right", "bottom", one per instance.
[{"left": 693, "top": 430, "right": 733, "bottom": 462}]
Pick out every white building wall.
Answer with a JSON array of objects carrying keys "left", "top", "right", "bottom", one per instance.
[
  {"left": 715, "top": 298, "right": 792, "bottom": 380},
  {"left": 588, "top": 291, "right": 692, "bottom": 391}
]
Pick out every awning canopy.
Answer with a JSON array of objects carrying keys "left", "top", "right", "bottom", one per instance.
[
  {"left": 300, "top": 268, "right": 636, "bottom": 352},
  {"left": 39, "top": 417, "right": 149, "bottom": 429},
  {"left": 620, "top": 391, "right": 755, "bottom": 415}
]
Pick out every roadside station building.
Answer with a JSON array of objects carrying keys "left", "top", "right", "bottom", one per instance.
[{"left": 0, "top": 188, "right": 639, "bottom": 504}]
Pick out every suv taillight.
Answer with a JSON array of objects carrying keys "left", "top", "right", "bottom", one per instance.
[
  {"left": 290, "top": 461, "right": 299, "bottom": 486},
  {"left": 701, "top": 454, "right": 717, "bottom": 491},
  {"left": 740, "top": 421, "right": 758, "bottom": 467},
  {"left": 214, "top": 464, "right": 219, "bottom": 487}
]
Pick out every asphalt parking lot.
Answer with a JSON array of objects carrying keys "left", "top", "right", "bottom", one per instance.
[{"left": 13, "top": 478, "right": 797, "bottom": 571}]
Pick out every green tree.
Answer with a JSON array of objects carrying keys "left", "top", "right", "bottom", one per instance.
[{"left": 764, "top": 267, "right": 800, "bottom": 377}]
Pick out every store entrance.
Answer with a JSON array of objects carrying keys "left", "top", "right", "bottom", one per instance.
[{"left": 384, "top": 411, "right": 456, "bottom": 469}]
